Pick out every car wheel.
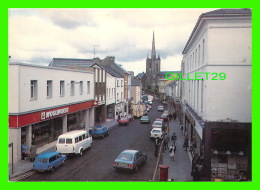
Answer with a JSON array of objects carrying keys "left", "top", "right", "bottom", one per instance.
[
  {"left": 50, "top": 166, "right": 55, "bottom": 173},
  {"left": 79, "top": 149, "right": 83, "bottom": 156}
]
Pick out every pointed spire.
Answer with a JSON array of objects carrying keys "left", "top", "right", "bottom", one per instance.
[{"left": 151, "top": 31, "right": 156, "bottom": 59}]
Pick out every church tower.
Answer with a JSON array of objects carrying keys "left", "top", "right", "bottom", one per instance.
[{"left": 146, "top": 31, "right": 161, "bottom": 92}]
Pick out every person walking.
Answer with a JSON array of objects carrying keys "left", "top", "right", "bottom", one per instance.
[
  {"left": 163, "top": 134, "right": 170, "bottom": 151},
  {"left": 169, "top": 144, "right": 175, "bottom": 161},
  {"left": 173, "top": 112, "right": 177, "bottom": 120},
  {"left": 21, "top": 142, "right": 28, "bottom": 161},
  {"left": 171, "top": 132, "right": 177, "bottom": 152},
  {"left": 183, "top": 134, "right": 189, "bottom": 151},
  {"left": 30, "top": 142, "right": 37, "bottom": 162},
  {"left": 154, "top": 138, "right": 160, "bottom": 157}
]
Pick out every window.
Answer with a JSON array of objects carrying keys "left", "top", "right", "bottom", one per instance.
[
  {"left": 117, "top": 80, "right": 119, "bottom": 87},
  {"left": 121, "top": 80, "right": 123, "bottom": 87},
  {"left": 87, "top": 81, "right": 90, "bottom": 94},
  {"left": 30, "top": 80, "right": 38, "bottom": 100},
  {"left": 71, "top": 81, "right": 75, "bottom": 96},
  {"left": 79, "top": 81, "right": 83, "bottom": 95},
  {"left": 60, "top": 81, "right": 65, "bottom": 97},
  {"left": 201, "top": 79, "right": 204, "bottom": 113},
  {"left": 47, "top": 80, "right": 53, "bottom": 98},
  {"left": 121, "top": 92, "right": 123, "bottom": 100},
  {"left": 117, "top": 93, "right": 119, "bottom": 101}
]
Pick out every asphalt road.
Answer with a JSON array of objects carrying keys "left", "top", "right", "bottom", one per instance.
[{"left": 22, "top": 98, "right": 167, "bottom": 182}]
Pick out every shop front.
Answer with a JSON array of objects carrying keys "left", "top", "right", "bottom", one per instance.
[{"left": 9, "top": 100, "right": 96, "bottom": 163}]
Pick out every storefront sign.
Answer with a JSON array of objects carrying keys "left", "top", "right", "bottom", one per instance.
[
  {"left": 93, "top": 101, "right": 98, "bottom": 107},
  {"left": 185, "top": 110, "right": 195, "bottom": 126},
  {"left": 41, "top": 108, "right": 69, "bottom": 120},
  {"left": 98, "top": 100, "right": 105, "bottom": 105}
]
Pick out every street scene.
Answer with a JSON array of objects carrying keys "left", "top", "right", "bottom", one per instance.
[{"left": 8, "top": 8, "right": 252, "bottom": 182}]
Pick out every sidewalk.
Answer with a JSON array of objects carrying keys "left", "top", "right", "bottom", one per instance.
[
  {"left": 8, "top": 119, "right": 118, "bottom": 180},
  {"left": 161, "top": 116, "right": 193, "bottom": 182}
]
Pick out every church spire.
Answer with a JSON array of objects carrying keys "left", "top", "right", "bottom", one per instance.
[{"left": 151, "top": 31, "right": 156, "bottom": 59}]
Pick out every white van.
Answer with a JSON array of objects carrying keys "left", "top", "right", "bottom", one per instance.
[{"left": 56, "top": 130, "right": 92, "bottom": 156}]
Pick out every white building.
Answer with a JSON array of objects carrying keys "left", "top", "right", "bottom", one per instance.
[
  {"left": 9, "top": 62, "right": 96, "bottom": 163},
  {"left": 181, "top": 9, "right": 252, "bottom": 181}
]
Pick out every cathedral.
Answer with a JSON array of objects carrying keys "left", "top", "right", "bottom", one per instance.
[{"left": 145, "top": 32, "right": 161, "bottom": 93}]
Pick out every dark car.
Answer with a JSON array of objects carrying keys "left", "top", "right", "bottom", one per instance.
[
  {"left": 113, "top": 150, "right": 147, "bottom": 171},
  {"left": 160, "top": 113, "right": 169, "bottom": 122},
  {"left": 90, "top": 126, "right": 110, "bottom": 138},
  {"left": 118, "top": 117, "right": 130, "bottom": 126}
]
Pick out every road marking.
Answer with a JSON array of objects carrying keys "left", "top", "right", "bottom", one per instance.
[{"left": 10, "top": 170, "right": 36, "bottom": 182}]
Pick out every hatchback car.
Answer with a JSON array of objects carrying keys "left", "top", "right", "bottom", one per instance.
[
  {"left": 150, "top": 128, "right": 163, "bottom": 140},
  {"left": 125, "top": 114, "right": 134, "bottom": 122},
  {"left": 140, "top": 116, "right": 150, "bottom": 124},
  {"left": 158, "top": 106, "right": 164, "bottom": 112},
  {"left": 113, "top": 150, "right": 147, "bottom": 171},
  {"left": 118, "top": 117, "right": 130, "bottom": 126},
  {"left": 33, "top": 151, "right": 67, "bottom": 173},
  {"left": 90, "top": 126, "right": 110, "bottom": 138}
]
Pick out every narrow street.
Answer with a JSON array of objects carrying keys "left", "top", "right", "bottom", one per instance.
[{"left": 21, "top": 98, "right": 168, "bottom": 181}]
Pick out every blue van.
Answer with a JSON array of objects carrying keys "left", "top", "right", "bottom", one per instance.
[{"left": 33, "top": 151, "right": 67, "bottom": 173}]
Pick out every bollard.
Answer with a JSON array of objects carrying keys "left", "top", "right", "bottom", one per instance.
[{"left": 159, "top": 165, "right": 169, "bottom": 181}]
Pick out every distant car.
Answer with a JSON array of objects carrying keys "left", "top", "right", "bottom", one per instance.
[
  {"left": 140, "top": 116, "right": 150, "bottom": 123},
  {"left": 155, "top": 118, "right": 164, "bottom": 122},
  {"left": 150, "top": 128, "right": 163, "bottom": 140},
  {"left": 158, "top": 106, "right": 164, "bottom": 112},
  {"left": 161, "top": 113, "right": 169, "bottom": 122},
  {"left": 125, "top": 114, "right": 134, "bottom": 122},
  {"left": 152, "top": 121, "right": 163, "bottom": 128},
  {"left": 33, "top": 151, "right": 67, "bottom": 173},
  {"left": 144, "top": 100, "right": 149, "bottom": 104},
  {"left": 148, "top": 100, "right": 153, "bottom": 105},
  {"left": 90, "top": 126, "right": 110, "bottom": 138},
  {"left": 163, "top": 111, "right": 169, "bottom": 117},
  {"left": 118, "top": 117, "right": 130, "bottom": 126},
  {"left": 162, "top": 101, "right": 168, "bottom": 105},
  {"left": 113, "top": 149, "right": 147, "bottom": 171}
]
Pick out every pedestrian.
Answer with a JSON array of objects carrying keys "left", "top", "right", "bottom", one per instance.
[
  {"left": 163, "top": 134, "right": 170, "bottom": 151},
  {"left": 173, "top": 112, "right": 177, "bottom": 120},
  {"left": 171, "top": 132, "right": 177, "bottom": 151},
  {"left": 30, "top": 142, "right": 37, "bottom": 162},
  {"left": 169, "top": 112, "right": 173, "bottom": 121},
  {"left": 117, "top": 114, "right": 121, "bottom": 122},
  {"left": 192, "top": 154, "right": 199, "bottom": 174},
  {"left": 169, "top": 144, "right": 175, "bottom": 161},
  {"left": 183, "top": 135, "right": 189, "bottom": 151},
  {"left": 154, "top": 138, "right": 160, "bottom": 157},
  {"left": 21, "top": 141, "right": 28, "bottom": 160},
  {"left": 196, "top": 159, "right": 204, "bottom": 181}
]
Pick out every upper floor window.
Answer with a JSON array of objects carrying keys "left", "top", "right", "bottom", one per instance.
[
  {"left": 30, "top": 80, "right": 38, "bottom": 100},
  {"left": 87, "top": 81, "right": 90, "bottom": 94},
  {"left": 121, "top": 80, "right": 123, "bottom": 87},
  {"left": 60, "top": 81, "right": 65, "bottom": 97},
  {"left": 71, "top": 81, "right": 75, "bottom": 96},
  {"left": 47, "top": 80, "right": 53, "bottom": 98},
  {"left": 79, "top": 81, "right": 83, "bottom": 95},
  {"left": 117, "top": 80, "right": 119, "bottom": 87}
]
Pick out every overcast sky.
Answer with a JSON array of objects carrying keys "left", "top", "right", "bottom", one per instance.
[{"left": 9, "top": 8, "right": 216, "bottom": 75}]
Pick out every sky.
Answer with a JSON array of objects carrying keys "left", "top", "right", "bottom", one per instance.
[{"left": 8, "top": 8, "right": 216, "bottom": 75}]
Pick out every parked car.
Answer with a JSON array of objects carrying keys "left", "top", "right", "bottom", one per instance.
[
  {"left": 150, "top": 128, "right": 163, "bottom": 140},
  {"left": 155, "top": 118, "right": 164, "bottom": 122},
  {"left": 160, "top": 113, "right": 169, "bottom": 122},
  {"left": 162, "top": 101, "right": 168, "bottom": 105},
  {"left": 125, "top": 114, "right": 134, "bottom": 122},
  {"left": 144, "top": 100, "right": 149, "bottom": 104},
  {"left": 152, "top": 121, "right": 163, "bottom": 128},
  {"left": 140, "top": 116, "right": 150, "bottom": 124},
  {"left": 33, "top": 151, "right": 67, "bottom": 173},
  {"left": 56, "top": 130, "right": 92, "bottom": 156},
  {"left": 118, "top": 117, "right": 130, "bottom": 126},
  {"left": 90, "top": 126, "right": 110, "bottom": 138},
  {"left": 113, "top": 149, "right": 147, "bottom": 171},
  {"left": 148, "top": 100, "right": 153, "bottom": 105},
  {"left": 158, "top": 106, "right": 164, "bottom": 112}
]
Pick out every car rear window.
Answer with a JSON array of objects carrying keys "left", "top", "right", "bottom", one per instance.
[
  {"left": 35, "top": 158, "right": 48, "bottom": 163},
  {"left": 118, "top": 153, "right": 133, "bottom": 161},
  {"left": 58, "top": 138, "right": 65, "bottom": 144},
  {"left": 121, "top": 118, "right": 128, "bottom": 121},
  {"left": 153, "top": 130, "right": 161, "bottom": 133},
  {"left": 66, "top": 138, "right": 72, "bottom": 144}
]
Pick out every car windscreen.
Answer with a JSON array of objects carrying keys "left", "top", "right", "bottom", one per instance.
[
  {"left": 154, "top": 121, "right": 162, "bottom": 125},
  {"left": 117, "top": 153, "right": 134, "bottom": 161},
  {"left": 152, "top": 130, "right": 161, "bottom": 133},
  {"left": 120, "top": 118, "right": 128, "bottom": 121}
]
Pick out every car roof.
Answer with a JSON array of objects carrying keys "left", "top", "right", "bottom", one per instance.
[
  {"left": 36, "top": 151, "right": 59, "bottom": 158},
  {"left": 58, "top": 130, "right": 87, "bottom": 138},
  {"left": 121, "top": 149, "right": 138, "bottom": 154}
]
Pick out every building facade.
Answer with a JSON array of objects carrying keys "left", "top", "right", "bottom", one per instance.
[
  {"left": 180, "top": 9, "right": 252, "bottom": 181},
  {"left": 9, "top": 63, "right": 96, "bottom": 163}
]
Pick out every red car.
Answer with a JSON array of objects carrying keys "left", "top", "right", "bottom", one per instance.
[{"left": 118, "top": 117, "right": 129, "bottom": 126}]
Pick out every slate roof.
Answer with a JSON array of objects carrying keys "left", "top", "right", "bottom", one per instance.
[
  {"left": 136, "top": 72, "right": 146, "bottom": 79},
  {"left": 182, "top": 8, "right": 252, "bottom": 54},
  {"left": 92, "top": 63, "right": 124, "bottom": 78},
  {"left": 131, "top": 77, "right": 141, "bottom": 86},
  {"left": 49, "top": 58, "right": 94, "bottom": 67}
]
